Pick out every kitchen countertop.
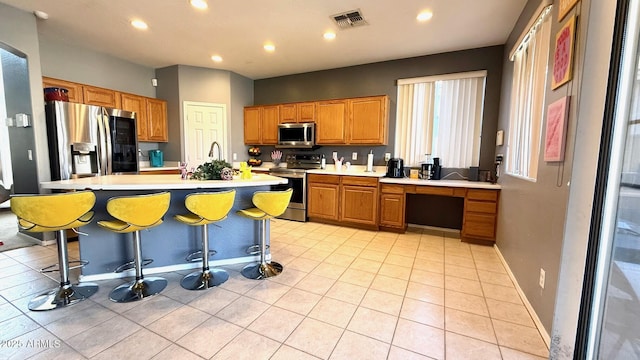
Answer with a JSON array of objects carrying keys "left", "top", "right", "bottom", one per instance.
[
  {"left": 380, "top": 177, "right": 501, "bottom": 189},
  {"left": 40, "top": 174, "right": 287, "bottom": 191},
  {"left": 139, "top": 160, "right": 180, "bottom": 171},
  {"left": 306, "top": 165, "right": 387, "bottom": 177}
]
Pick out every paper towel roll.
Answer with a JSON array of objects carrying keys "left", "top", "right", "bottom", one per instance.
[{"left": 366, "top": 153, "right": 374, "bottom": 172}]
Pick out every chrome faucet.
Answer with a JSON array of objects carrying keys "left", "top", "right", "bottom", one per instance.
[{"left": 208, "top": 141, "right": 222, "bottom": 160}]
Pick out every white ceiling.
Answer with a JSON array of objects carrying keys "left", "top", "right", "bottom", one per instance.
[{"left": 1, "top": 0, "right": 527, "bottom": 80}]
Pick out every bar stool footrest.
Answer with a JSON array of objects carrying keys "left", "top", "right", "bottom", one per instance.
[
  {"left": 109, "top": 277, "right": 167, "bottom": 303},
  {"left": 28, "top": 282, "right": 99, "bottom": 311},
  {"left": 40, "top": 260, "right": 89, "bottom": 274},
  {"left": 185, "top": 250, "right": 217, "bottom": 263},
  {"left": 245, "top": 244, "right": 270, "bottom": 256},
  {"left": 181, "top": 268, "right": 229, "bottom": 290},
  {"left": 241, "top": 261, "right": 283, "bottom": 280},
  {"left": 114, "top": 258, "right": 153, "bottom": 273}
]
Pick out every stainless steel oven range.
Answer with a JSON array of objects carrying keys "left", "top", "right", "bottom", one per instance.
[{"left": 269, "top": 153, "right": 321, "bottom": 222}]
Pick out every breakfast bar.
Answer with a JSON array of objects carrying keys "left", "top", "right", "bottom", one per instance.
[{"left": 40, "top": 174, "right": 288, "bottom": 281}]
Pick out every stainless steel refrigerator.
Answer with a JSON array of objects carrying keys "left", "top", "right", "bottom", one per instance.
[{"left": 45, "top": 100, "right": 139, "bottom": 180}]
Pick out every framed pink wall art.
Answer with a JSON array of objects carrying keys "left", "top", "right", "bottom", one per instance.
[
  {"left": 544, "top": 96, "right": 571, "bottom": 162},
  {"left": 552, "top": 16, "right": 577, "bottom": 90}
]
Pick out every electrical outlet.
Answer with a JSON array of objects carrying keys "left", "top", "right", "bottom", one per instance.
[
  {"left": 233, "top": 153, "right": 237, "bottom": 161},
  {"left": 352, "top": 152, "right": 358, "bottom": 161},
  {"left": 332, "top": 151, "right": 338, "bottom": 160},
  {"left": 539, "top": 268, "right": 545, "bottom": 289},
  {"left": 28, "top": 150, "right": 33, "bottom": 161},
  {"left": 384, "top": 153, "right": 391, "bottom": 162}
]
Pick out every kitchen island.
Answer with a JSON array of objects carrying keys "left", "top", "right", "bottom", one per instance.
[{"left": 40, "top": 174, "right": 288, "bottom": 281}]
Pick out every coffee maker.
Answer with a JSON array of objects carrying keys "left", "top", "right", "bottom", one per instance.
[
  {"left": 431, "top": 157, "right": 442, "bottom": 180},
  {"left": 386, "top": 158, "right": 404, "bottom": 178}
]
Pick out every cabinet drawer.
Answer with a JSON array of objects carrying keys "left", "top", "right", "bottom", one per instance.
[
  {"left": 341, "top": 176, "right": 378, "bottom": 187},
  {"left": 467, "top": 189, "right": 499, "bottom": 201},
  {"left": 464, "top": 213, "right": 496, "bottom": 238},
  {"left": 416, "top": 186, "right": 454, "bottom": 196},
  {"left": 466, "top": 200, "right": 497, "bottom": 214},
  {"left": 308, "top": 174, "right": 340, "bottom": 185},
  {"left": 381, "top": 184, "right": 405, "bottom": 194}
]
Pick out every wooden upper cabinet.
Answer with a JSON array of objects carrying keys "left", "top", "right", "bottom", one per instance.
[
  {"left": 243, "top": 107, "right": 262, "bottom": 145},
  {"left": 42, "top": 77, "right": 84, "bottom": 103},
  {"left": 279, "top": 102, "right": 316, "bottom": 123},
  {"left": 83, "top": 85, "right": 121, "bottom": 108},
  {"left": 316, "top": 100, "right": 348, "bottom": 144},
  {"left": 262, "top": 105, "right": 279, "bottom": 144},
  {"left": 298, "top": 102, "right": 316, "bottom": 122},
  {"left": 349, "top": 95, "right": 389, "bottom": 144},
  {"left": 244, "top": 105, "right": 279, "bottom": 145},
  {"left": 120, "top": 93, "right": 148, "bottom": 140},
  {"left": 279, "top": 103, "right": 297, "bottom": 123},
  {"left": 120, "top": 93, "right": 167, "bottom": 142},
  {"left": 146, "top": 98, "right": 168, "bottom": 142}
]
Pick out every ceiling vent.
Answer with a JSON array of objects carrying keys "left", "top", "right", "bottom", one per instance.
[{"left": 331, "top": 9, "right": 368, "bottom": 29}]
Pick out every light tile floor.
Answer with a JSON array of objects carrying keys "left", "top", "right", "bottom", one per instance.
[{"left": 0, "top": 220, "right": 550, "bottom": 359}]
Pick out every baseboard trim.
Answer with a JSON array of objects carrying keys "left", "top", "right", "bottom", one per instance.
[{"left": 494, "top": 244, "right": 552, "bottom": 349}]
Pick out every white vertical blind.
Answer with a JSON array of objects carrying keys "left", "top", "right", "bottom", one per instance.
[
  {"left": 395, "top": 71, "right": 486, "bottom": 167},
  {"left": 395, "top": 82, "right": 435, "bottom": 166},
  {"left": 506, "top": 5, "right": 552, "bottom": 180},
  {"left": 433, "top": 77, "right": 485, "bottom": 167}
]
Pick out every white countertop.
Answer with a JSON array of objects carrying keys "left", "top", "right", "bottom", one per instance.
[
  {"left": 306, "top": 165, "right": 387, "bottom": 177},
  {"left": 139, "top": 160, "right": 181, "bottom": 171},
  {"left": 41, "top": 174, "right": 288, "bottom": 191},
  {"left": 380, "top": 177, "right": 501, "bottom": 189}
]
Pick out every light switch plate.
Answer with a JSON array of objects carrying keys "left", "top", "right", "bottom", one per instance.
[{"left": 352, "top": 152, "right": 358, "bottom": 160}]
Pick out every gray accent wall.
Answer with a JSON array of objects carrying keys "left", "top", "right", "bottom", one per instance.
[
  {"left": 496, "top": 0, "right": 593, "bottom": 335},
  {"left": 254, "top": 46, "right": 504, "bottom": 171},
  {"left": 155, "top": 65, "right": 254, "bottom": 163},
  {"left": 550, "top": 0, "right": 616, "bottom": 357},
  {"left": 38, "top": 33, "right": 156, "bottom": 97}
]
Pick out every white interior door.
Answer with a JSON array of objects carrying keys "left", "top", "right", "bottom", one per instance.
[{"left": 183, "top": 101, "right": 227, "bottom": 167}]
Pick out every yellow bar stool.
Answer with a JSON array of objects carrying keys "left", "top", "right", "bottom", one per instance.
[
  {"left": 174, "top": 189, "right": 236, "bottom": 290},
  {"left": 98, "top": 192, "right": 170, "bottom": 303},
  {"left": 237, "top": 188, "right": 292, "bottom": 279},
  {"left": 10, "top": 191, "right": 98, "bottom": 311}
]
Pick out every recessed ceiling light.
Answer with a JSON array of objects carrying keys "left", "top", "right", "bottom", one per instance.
[
  {"left": 131, "top": 19, "right": 148, "bottom": 30},
  {"left": 211, "top": 55, "right": 223, "bottom": 62},
  {"left": 264, "top": 43, "right": 276, "bottom": 52},
  {"left": 323, "top": 32, "right": 336, "bottom": 40},
  {"left": 417, "top": 10, "right": 433, "bottom": 22},
  {"left": 190, "top": 0, "right": 208, "bottom": 10}
]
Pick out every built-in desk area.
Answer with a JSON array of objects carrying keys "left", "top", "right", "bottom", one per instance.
[{"left": 379, "top": 178, "right": 501, "bottom": 244}]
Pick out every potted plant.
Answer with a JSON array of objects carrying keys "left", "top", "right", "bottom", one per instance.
[{"left": 191, "top": 159, "right": 233, "bottom": 180}]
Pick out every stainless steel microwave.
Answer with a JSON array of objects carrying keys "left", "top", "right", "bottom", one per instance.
[{"left": 277, "top": 122, "right": 315, "bottom": 148}]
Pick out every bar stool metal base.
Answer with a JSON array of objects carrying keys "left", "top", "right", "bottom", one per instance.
[
  {"left": 181, "top": 269, "right": 229, "bottom": 290},
  {"left": 241, "top": 261, "right": 283, "bottom": 280},
  {"left": 28, "top": 283, "right": 99, "bottom": 311},
  {"left": 109, "top": 277, "right": 167, "bottom": 303}
]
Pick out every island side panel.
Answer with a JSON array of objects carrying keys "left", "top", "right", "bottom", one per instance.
[{"left": 78, "top": 186, "right": 268, "bottom": 277}]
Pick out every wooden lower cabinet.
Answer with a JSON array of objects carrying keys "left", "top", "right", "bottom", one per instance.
[
  {"left": 340, "top": 176, "right": 378, "bottom": 226},
  {"left": 307, "top": 183, "right": 340, "bottom": 220},
  {"left": 379, "top": 193, "right": 405, "bottom": 229},
  {"left": 462, "top": 189, "right": 499, "bottom": 242},
  {"left": 307, "top": 174, "right": 378, "bottom": 226}
]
